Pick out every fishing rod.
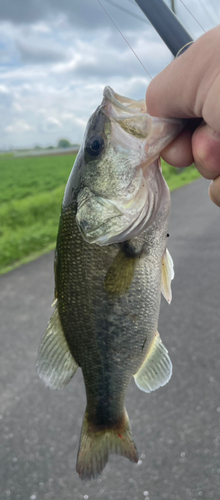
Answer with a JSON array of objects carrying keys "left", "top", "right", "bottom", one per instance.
[{"left": 134, "top": 0, "right": 194, "bottom": 57}]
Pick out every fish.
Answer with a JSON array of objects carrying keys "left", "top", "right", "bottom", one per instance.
[{"left": 37, "top": 86, "right": 183, "bottom": 481}]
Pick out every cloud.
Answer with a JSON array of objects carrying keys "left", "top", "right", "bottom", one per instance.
[
  {"left": 16, "top": 39, "right": 68, "bottom": 64},
  {"left": 0, "top": 0, "right": 217, "bottom": 149},
  {"left": 0, "top": 0, "right": 47, "bottom": 25},
  {"left": 43, "top": 117, "right": 62, "bottom": 131},
  {"left": 5, "top": 119, "right": 34, "bottom": 133},
  {"left": 0, "top": 0, "right": 148, "bottom": 31},
  {"left": 0, "top": 84, "right": 10, "bottom": 94}
]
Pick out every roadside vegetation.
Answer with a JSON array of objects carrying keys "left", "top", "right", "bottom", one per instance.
[
  {"left": 0, "top": 153, "right": 200, "bottom": 275},
  {"left": 161, "top": 159, "right": 201, "bottom": 191}
]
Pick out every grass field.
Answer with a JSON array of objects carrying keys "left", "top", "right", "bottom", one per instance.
[{"left": 0, "top": 153, "right": 200, "bottom": 275}]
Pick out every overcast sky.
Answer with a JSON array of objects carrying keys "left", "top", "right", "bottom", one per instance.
[{"left": 0, "top": 0, "right": 219, "bottom": 149}]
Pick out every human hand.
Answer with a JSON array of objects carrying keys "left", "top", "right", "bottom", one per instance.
[{"left": 146, "top": 26, "right": 220, "bottom": 206}]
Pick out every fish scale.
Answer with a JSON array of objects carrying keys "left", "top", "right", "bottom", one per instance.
[
  {"left": 56, "top": 204, "right": 166, "bottom": 429},
  {"left": 37, "top": 86, "right": 181, "bottom": 480}
]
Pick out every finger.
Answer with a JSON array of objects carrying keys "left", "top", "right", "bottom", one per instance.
[
  {"left": 192, "top": 124, "right": 220, "bottom": 179},
  {"left": 146, "top": 53, "right": 196, "bottom": 119},
  {"left": 209, "top": 177, "right": 220, "bottom": 207},
  {"left": 161, "top": 128, "right": 194, "bottom": 167},
  {"left": 146, "top": 27, "right": 220, "bottom": 132}
]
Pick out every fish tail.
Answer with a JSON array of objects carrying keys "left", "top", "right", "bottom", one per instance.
[{"left": 76, "top": 409, "right": 138, "bottom": 481}]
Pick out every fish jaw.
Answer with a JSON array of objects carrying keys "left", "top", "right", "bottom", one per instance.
[
  {"left": 73, "top": 86, "right": 182, "bottom": 246},
  {"left": 76, "top": 158, "right": 169, "bottom": 245}
]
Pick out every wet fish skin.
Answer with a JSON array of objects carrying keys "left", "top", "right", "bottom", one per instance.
[
  {"left": 56, "top": 199, "right": 167, "bottom": 480},
  {"left": 37, "top": 87, "right": 181, "bottom": 480}
]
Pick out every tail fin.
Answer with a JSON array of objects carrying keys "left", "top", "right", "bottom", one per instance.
[{"left": 76, "top": 409, "right": 138, "bottom": 481}]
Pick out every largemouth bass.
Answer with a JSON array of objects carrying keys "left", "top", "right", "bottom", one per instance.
[{"left": 37, "top": 87, "right": 183, "bottom": 480}]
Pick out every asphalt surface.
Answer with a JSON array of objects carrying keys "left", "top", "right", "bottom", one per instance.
[{"left": 1, "top": 178, "right": 220, "bottom": 500}]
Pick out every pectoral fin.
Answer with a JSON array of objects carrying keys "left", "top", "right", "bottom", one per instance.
[
  {"left": 134, "top": 332, "right": 172, "bottom": 393},
  {"left": 104, "top": 250, "right": 137, "bottom": 295},
  {"left": 37, "top": 301, "right": 78, "bottom": 390},
  {"left": 161, "top": 248, "right": 174, "bottom": 304}
]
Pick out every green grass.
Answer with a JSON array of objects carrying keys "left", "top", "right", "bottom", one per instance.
[
  {"left": 0, "top": 154, "right": 200, "bottom": 275},
  {"left": 0, "top": 154, "right": 76, "bottom": 203},
  {"left": 161, "top": 160, "right": 201, "bottom": 191},
  {"left": 0, "top": 154, "right": 76, "bottom": 274}
]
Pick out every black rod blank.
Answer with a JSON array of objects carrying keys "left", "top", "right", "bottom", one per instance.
[{"left": 134, "top": 0, "right": 193, "bottom": 56}]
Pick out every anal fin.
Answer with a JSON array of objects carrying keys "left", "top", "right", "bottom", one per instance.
[
  {"left": 134, "top": 332, "right": 172, "bottom": 393},
  {"left": 37, "top": 302, "right": 78, "bottom": 390}
]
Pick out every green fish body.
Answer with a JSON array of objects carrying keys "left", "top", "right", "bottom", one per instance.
[{"left": 37, "top": 87, "right": 182, "bottom": 480}]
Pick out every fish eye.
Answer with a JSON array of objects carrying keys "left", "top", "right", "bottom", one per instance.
[{"left": 85, "top": 135, "right": 105, "bottom": 157}]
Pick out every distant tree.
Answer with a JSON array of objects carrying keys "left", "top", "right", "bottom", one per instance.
[{"left": 57, "top": 138, "right": 72, "bottom": 148}]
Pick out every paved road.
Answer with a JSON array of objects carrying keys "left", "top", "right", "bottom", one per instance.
[{"left": 1, "top": 179, "right": 220, "bottom": 500}]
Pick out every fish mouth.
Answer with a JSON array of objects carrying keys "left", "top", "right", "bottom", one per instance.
[
  {"left": 102, "top": 86, "right": 185, "bottom": 157},
  {"left": 102, "top": 86, "right": 147, "bottom": 115},
  {"left": 101, "top": 87, "right": 152, "bottom": 141}
]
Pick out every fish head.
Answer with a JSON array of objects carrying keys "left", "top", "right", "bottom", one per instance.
[{"left": 66, "top": 87, "right": 184, "bottom": 245}]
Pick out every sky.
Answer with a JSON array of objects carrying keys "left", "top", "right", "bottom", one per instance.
[{"left": 0, "top": 0, "right": 219, "bottom": 150}]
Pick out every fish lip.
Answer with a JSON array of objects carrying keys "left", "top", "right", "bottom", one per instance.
[
  {"left": 103, "top": 86, "right": 129, "bottom": 113},
  {"left": 102, "top": 86, "right": 147, "bottom": 117}
]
